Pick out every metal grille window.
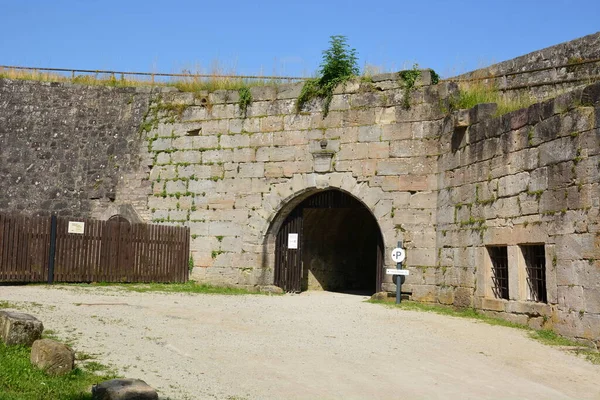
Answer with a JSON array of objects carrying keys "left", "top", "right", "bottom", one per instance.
[
  {"left": 488, "top": 246, "right": 509, "bottom": 300},
  {"left": 522, "top": 245, "right": 547, "bottom": 303}
]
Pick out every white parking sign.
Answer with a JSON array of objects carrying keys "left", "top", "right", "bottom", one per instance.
[{"left": 390, "top": 247, "right": 406, "bottom": 263}]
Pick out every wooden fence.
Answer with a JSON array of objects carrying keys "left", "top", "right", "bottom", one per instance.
[{"left": 0, "top": 213, "right": 190, "bottom": 283}]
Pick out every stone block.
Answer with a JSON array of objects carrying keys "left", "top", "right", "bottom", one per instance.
[
  {"left": 376, "top": 160, "right": 411, "bottom": 175},
  {"left": 92, "top": 379, "right": 158, "bottom": 400},
  {"left": 480, "top": 298, "right": 507, "bottom": 312},
  {"left": 151, "top": 138, "right": 172, "bottom": 152},
  {"left": 165, "top": 180, "right": 187, "bottom": 194},
  {"left": 472, "top": 103, "right": 498, "bottom": 124},
  {"left": 30, "top": 339, "right": 75, "bottom": 376},
  {"left": 277, "top": 82, "right": 304, "bottom": 99},
  {"left": 238, "top": 163, "right": 265, "bottom": 178},
  {"left": 438, "top": 286, "right": 454, "bottom": 305},
  {"left": 233, "top": 148, "right": 256, "bottom": 163},
  {"left": 583, "top": 288, "right": 600, "bottom": 313},
  {"left": 270, "top": 147, "right": 297, "bottom": 162},
  {"left": 538, "top": 137, "right": 576, "bottom": 167},
  {"left": 454, "top": 287, "right": 474, "bottom": 307},
  {"left": 260, "top": 116, "right": 284, "bottom": 132},
  {"left": 208, "top": 222, "right": 242, "bottom": 237},
  {"left": 411, "top": 285, "right": 438, "bottom": 302},
  {"left": 454, "top": 109, "right": 473, "bottom": 127},
  {"left": 219, "top": 134, "right": 250, "bottom": 149},
  {"left": 557, "top": 285, "right": 585, "bottom": 311},
  {"left": 0, "top": 311, "right": 43, "bottom": 346},
  {"left": 337, "top": 143, "right": 368, "bottom": 160},
  {"left": 171, "top": 150, "right": 202, "bottom": 164},
  {"left": 381, "top": 123, "right": 413, "bottom": 141},
  {"left": 358, "top": 126, "right": 382, "bottom": 142},
  {"left": 498, "top": 172, "right": 529, "bottom": 197},
  {"left": 203, "top": 149, "right": 233, "bottom": 164}
]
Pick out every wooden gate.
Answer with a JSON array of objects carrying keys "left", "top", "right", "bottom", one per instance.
[
  {"left": 274, "top": 190, "right": 384, "bottom": 293},
  {"left": 274, "top": 208, "right": 303, "bottom": 292},
  {"left": 0, "top": 213, "right": 190, "bottom": 283}
]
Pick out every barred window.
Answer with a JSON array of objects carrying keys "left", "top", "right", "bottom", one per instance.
[
  {"left": 522, "top": 245, "right": 547, "bottom": 303},
  {"left": 488, "top": 246, "right": 509, "bottom": 300}
]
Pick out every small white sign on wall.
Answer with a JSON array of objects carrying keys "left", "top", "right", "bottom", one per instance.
[
  {"left": 68, "top": 221, "right": 85, "bottom": 234},
  {"left": 288, "top": 233, "right": 298, "bottom": 249}
]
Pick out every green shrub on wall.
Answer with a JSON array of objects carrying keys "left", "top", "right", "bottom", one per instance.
[{"left": 296, "top": 35, "right": 359, "bottom": 117}]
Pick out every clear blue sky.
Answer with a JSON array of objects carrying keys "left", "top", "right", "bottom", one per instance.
[{"left": 1, "top": 0, "right": 599, "bottom": 78}]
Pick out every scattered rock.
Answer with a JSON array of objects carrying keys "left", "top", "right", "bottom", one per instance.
[
  {"left": 259, "top": 285, "right": 284, "bottom": 295},
  {"left": 92, "top": 379, "right": 159, "bottom": 400},
  {"left": 0, "top": 311, "right": 44, "bottom": 346},
  {"left": 371, "top": 292, "right": 390, "bottom": 301},
  {"left": 30, "top": 338, "right": 75, "bottom": 376}
]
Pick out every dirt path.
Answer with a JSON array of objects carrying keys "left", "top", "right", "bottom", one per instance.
[{"left": 2, "top": 285, "right": 599, "bottom": 400}]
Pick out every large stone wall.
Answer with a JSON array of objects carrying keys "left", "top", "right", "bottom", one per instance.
[
  {"left": 434, "top": 83, "right": 600, "bottom": 343},
  {"left": 452, "top": 31, "right": 600, "bottom": 101},
  {"left": 142, "top": 74, "right": 450, "bottom": 289},
  {"left": 0, "top": 79, "right": 166, "bottom": 220},
  {"left": 0, "top": 33, "right": 599, "bottom": 344}
]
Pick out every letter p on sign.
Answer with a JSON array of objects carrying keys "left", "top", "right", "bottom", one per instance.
[{"left": 390, "top": 247, "right": 406, "bottom": 263}]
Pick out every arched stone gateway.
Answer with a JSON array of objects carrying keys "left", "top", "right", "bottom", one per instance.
[{"left": 268, "top": 188, "right": 384, "bottom": 294}]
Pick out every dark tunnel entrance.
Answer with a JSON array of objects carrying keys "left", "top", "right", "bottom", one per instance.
[{"left": 274, "top": 189, "right": 384, "bottom": 295}]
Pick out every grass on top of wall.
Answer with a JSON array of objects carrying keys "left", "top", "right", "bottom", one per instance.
[
  {"left": 0, "top": 67, "right": 290, "bottom": 93},
  {"left": 451, "top": 80, "right": 537, "bottom": 116},
  {"left": 368, "top": 299, "right": 600, "bottom": 365}
]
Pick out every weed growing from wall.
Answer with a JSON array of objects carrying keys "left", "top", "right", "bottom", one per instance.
[
  {"left": 238, "top": 86, "right": 252, "bottom": 118},
  {"left": 398, "top": 64, "right": 422, "bottom": 109},
  {"left": 296, "top": 35, "right": 359, "bottom": 117}
]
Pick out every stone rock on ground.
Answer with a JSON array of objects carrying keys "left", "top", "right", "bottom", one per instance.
[
  {"left": 92, "top": 379, "right": 159, "bottom": 400},
  {"left": 371, "top": 291, "right": 391, "bottom": 301},
  {"left": 0, "top": 311, "right": 44, "bottom": 346},
  {"left": 259, "top": 285, "right": 284, "bottom": 294},
  {"left": 30, "top": 338, "right": 75, "bottom": 376}
]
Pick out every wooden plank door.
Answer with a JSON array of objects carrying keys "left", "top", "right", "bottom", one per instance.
[{"left": 274, "top": 208, "right": 303, "bottom": 292}]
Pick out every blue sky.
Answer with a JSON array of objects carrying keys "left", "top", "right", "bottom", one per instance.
[{"left": 1, "top": 0, "right": 599, "bottom": 78}]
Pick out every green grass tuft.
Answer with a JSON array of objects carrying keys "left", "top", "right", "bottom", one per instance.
[
  {"left": 368, "top": 299, "right": 600, "bottom": 364},
  {"left": 368, "top": 299, "right": 527, "bottom": 330},
  {"left": 451, "top": 81, "right": 537, "bottom": 117},
  {"left": 0, "top": 300, "right": 17, "bottom": 309},
  {"left": 63, "top": 280, "right": 277, "bottom": 295},
  {"left": 0, "top": 67, "right": 290, "bottom": 94},
  {"left": 0, "top": 342, "right": 116, "bottom": 399}
]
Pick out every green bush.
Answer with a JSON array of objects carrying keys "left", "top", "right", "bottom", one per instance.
[{"left": 297, "top": 35, "right": 359, "bottom": 117}]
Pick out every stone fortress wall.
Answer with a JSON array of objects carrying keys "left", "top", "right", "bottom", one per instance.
[
  {"left": 1, "top": 33, "right": 599, "bottom": 344},
  {"left": 0, "top": 80, "right": 165, "bottom": 221},
  {"left": 453, "top": 31, "right": 600, "bottom": 102}
]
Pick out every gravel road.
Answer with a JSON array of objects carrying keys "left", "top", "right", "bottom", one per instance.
[{"left": 2, "top": 285, "right": 599, "bottom": 400}]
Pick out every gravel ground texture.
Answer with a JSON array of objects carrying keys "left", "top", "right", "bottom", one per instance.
[{"left": 1, "top": 285, "right": 600, "bottom": 400}]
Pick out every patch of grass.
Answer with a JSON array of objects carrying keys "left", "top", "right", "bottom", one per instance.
[
  {"left": 369, "top": 299, "right": 600, "bottom": 364},
  {"left": 450, "top": 80, "right": 536, "bottom": 117},
  {"left": 64, "top": 281, "right": 273, "bottom": 295},
  {"left": 0, "top": 342, "right": 116, "bottom": 400},
  {"left": 529, "top": 329, "right": 579, "bottom": 346},
  {"left": 0, "top": 300, "right": 18, "bottom": 309},
  {"left": 369, "top": 299, "right": 527, "bottom": 330},
  {"left": 0, "top": 66, "right": 291, "bottom": 94},
  {"left": 82, "top": 361, "right": 109, "bottom": 373},
  {"left": 42, "top": 329, "right": 60, "bottom": 341}
]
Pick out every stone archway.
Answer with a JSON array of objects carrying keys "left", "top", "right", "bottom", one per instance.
[{"left": 271, "top": 188, "right": 384, "bottom": 294}]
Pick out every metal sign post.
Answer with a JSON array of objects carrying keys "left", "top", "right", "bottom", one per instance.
[
  {"left": 395, "top": 240, "right": 402, "bottom": 304},
  {"left": 387, "top": 241, "right": 407, "bottom": 304}
]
